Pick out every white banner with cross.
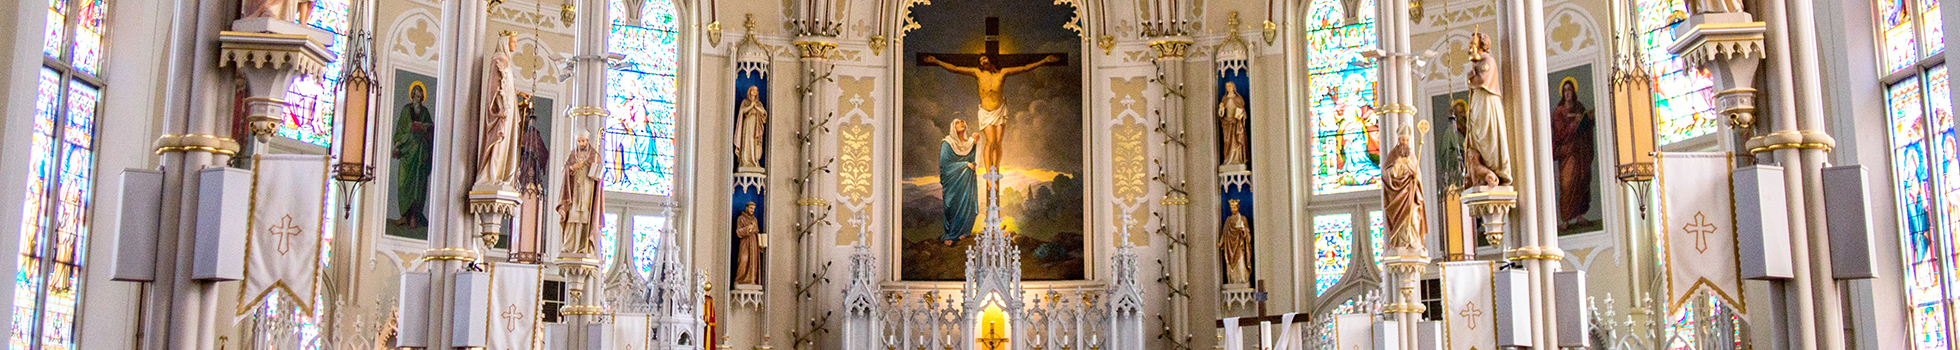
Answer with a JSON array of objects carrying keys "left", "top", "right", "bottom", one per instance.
[
  {"left": 1441, "top": 260, "right": 1496, "bottom": 350},
  {"left": 1657, "top": 152, "right": 1745, "bottom": 314},
  {"left": 236, "top": 154, "right": 330, "bottom": 317},
  {"left": 487, "top": 262, "right": 545, "bottom": 349}
]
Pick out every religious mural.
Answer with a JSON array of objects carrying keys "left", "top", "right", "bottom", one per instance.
[
  {"left": 899, "top": 0, "right": 1085, "bottom": 281},
  {"left": 1550, "top": 65, "right": 1601, "bottom": 235},
  {"left": 1430, "top": 90, "right": 1472, "bottom": 248},
  {"left": 386, "top": 70, "right": 437, "bottom": 239}
]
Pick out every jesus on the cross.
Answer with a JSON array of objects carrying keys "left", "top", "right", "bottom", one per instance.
[{"left": 917, "top": 17, "right": 1068, "bottom": 180}]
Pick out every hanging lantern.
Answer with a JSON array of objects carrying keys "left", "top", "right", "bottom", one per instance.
[
  {"left": 1612, "top": 67, "right": 1657, "bottom": 183},
  {"left": 334, "top": 66, "right": 375, "bottom": 183}
]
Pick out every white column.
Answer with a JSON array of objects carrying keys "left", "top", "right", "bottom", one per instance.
[
  {"left": 1147, "top": 35, "right": 1194, "bottom": 350},
  {"left": 418, "top": 0, "right": 489, "bottom": 346},
  {"left": 1788, "top": 0, "right": 1846, "bottom": 348},
  {"left": 1761, "top": 0, "right": 1830, "bottom": 348},
  {"left": 560, "top": 0, "right": 613, "bottom": 348},
  {"left": 143, "top": 0, "right": 240, "bottom": 348}
]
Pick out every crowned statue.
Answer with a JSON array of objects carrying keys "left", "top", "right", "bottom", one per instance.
[
  {"left": 1462, "top": 32, "right": 1513, "bottom": 187},
  {"left": 1218, "top": 200, "right": 1253, "bottom": 284},
  {"left": 558, "top": 135, "right": 604, "bottom": 255},
  {"left": 474, "top": 37, "right": 522, "bottom": 190}
]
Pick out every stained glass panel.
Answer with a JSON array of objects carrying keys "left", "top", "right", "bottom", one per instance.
[
  {"left": 68, "top": 0, "right": 103, "bottom": 76},
  {"left": 1306, "top": 0, "right": 1381, "bottom": 194},
  {"left": 1925, "top": 0, "right": 1946, "bottom": 55},
  {"left": 1883, "top": 0, "right": 1921, "bottom": 72},
  {"left": 1888, "top": 77, "right": 1952, "bottom": 348},
  {"left": 1368, "top": 210, "right": 1383, "bottom": 269},
  {"left": 600, "top": 213, "right": 619, "bottom": 273},
  {"left": 1314, "top": 213, "right": 1354, "bottom": 296},
  {"left": 631, "top": 215, "right": 667, "bottom": 278},
  {"left": 12, "top": 68, "right": 62, "bottom": 350},
  {"left": 278, "top": 0, "right": 351, "bottom": 146},
  {"left": 603, "top": 0, "right": 681, "bottom": 195},
  {"left": 42, "top": 0, "right": 64, "bottom": 60},
  {"left": 1637, "top": 0, "right": 1718, "bottom": 144}
]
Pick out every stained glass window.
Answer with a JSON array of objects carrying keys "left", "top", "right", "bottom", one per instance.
[
  {"left": 1368, "top": 210, "right": 1383, "bottom": 269},
  {"left": 600, "top": 213, "right": 620, "bottom": 273},
  {"left": 1304, "top": 0, "right": 1381, "bottom": 195},
  {"left": 1314, "top": 213, "right": 1354, "bottom": 296},
  {"left": 1880, "top": 0, "right": 1946, "bottom": 73},
  {"left": 603, "top": 0, "right": 681, "bottom": 196},
  {"left": 1888, "top": 69, "right": 1960, "bottom": 349},
  {"left": 1635, "top": 0, "right": 1718, "bottom": 144},
  {"left": 277, "top": 0, "right": 351, "bottom": 146},
  {"left": 16, "top": 2, "right": 107, "bottom": 348},
  {"left": 631, "top": 215, "right": 667, "bottom": 278}
]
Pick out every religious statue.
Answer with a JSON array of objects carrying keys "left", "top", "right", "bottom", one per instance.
[
  {"left": 240, "top": 0, "right": 314, "bottom": 21},
  {"left": 1218, "top": 199, "right": 1253, "bottom": 285},
  {"left": 1462, "top": 33, "right": 1513, "bottom": 187},
  {"left": 734, "top": 85, "right": 769, "bottom": 169},
  {"left": 474, "top": 38, "right": 522, "bottom": 189},
  {"left": 557, "top": 136, "right": 603, "bottom": 255},
  {"left": 1687, "top": 0, "right": 1744, "bottom": 14},
  {"left": 391, "top": 82, "right": 435, "bottom": 229},
  {"left": 1382, "top": 132, "right": 1427, "bottom": 252},
  {"left": 733, "top": 202, "right": 764, "bottom": 285},
  {"left": 938, "top": 119, "right": 980, "bottom": 246},
  {"left": 516, "top": 94, "right": 550, "bottom": 196},
  {"left": 1217, "top": 82, "right": 1251, "bottom": 166},
  {"left": 1552, "top": 79, "right": 1597, "bottom": 229},
  {"left": 920, "top": 54, "right": 1063, "bottom": 176}
]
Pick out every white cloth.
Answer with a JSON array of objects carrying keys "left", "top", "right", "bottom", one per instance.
[
  {"left": 611, "top": 314, "right": 650, "bottom": 348},
  {"left": 976, "top": 106, "right": 1006, "bottom": 129},
  {"left": 1441, "top": 261, "right": 1497, "bottom": 350},
  {"left": 1465, "top": 85, "right": 1512, "bottom": 182},
  {"left": 1334, "top": 314, "right": 1375, "bottom": 350},
  {"left": 1272, "top": 313, "right": 1303, "bottom": 350},
  {"left": 487, "top": 262, "right": 544, "bottom": 350},
  {"left": 237, "top": 154, "right": 330, "bottom": 317},
  {"left": 1659, "top": 152, "right": 1744, "bottom": 314},
  {"left": 1222, "top": 317, "right": 1243, "bottom": 350}
]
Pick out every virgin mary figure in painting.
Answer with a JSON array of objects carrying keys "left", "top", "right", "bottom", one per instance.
[{"left": 940, "top": 119, "right": 980, "bottom": 246}]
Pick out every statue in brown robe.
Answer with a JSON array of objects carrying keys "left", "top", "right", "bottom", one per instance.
[
  {"left": 733, "top": 202, "right": 764, "bottom": 285},
  {"left": 557, "top": 136, "right": 603, "bottom": 255},
  {"left": 1218, "top": 82, "right": 1251, "bottom": 166},
  {"left": 1382, "top": 135, "right": 1427, "bottom": 252},
  {"left": 1218, "top": 200, "right": 1253, "bottom": 285}
]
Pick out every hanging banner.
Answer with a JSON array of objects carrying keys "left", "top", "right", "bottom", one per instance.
[
  {"left": 487, "top": 262, "right": 544, "bottom": 349},
  {"left": 612, "top": 314, "right": 651, "bottom": 348},
  {"left": 1334, "top": 314, "right": 1375, "bottom": 350},
  {"left": 1441, "top": 261, "right": 1497, "bottom": 350},
  {"left": 1221, "top": 317, "right": 1244, "bottom": 350},
  {"left": 1657, "top": 152, "right": 1745, "bottom": 313},
  {"left": 236, "top": 154, "right": 330, "bottom": 316},
  {"left": 1272, "top": 313, "right": 1304, "bottom": 350}
]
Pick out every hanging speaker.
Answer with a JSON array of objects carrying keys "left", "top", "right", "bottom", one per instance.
[
  {"left": 1824, "top": 165, "right": 1877, "bottom": 280},
  {"left": 1493, "top": 269, "right": 1533, "bottom": 348},
  {"left": 193, "top": 167, "right": 252, "bottom": 281},
  {"left": 112, "top": 169, "right": 163, "bottom": 282},
  {"left": 1733, "top": 165, "right": 1793, "bottom": 280},
  {"left": 396, "top": 272, "right": 431, "bottom": 347},
  {"left": 452, "top": 271, "right": 491, "bottom": 347},
  {"left": 1556, "top": 270, "right": 1592, "bottom": 348},
  {"left": 1417, "top": 320, "right": 1442, "bottom": 350}
]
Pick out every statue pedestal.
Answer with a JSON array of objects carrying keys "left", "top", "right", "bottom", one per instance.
[
  {"left": 1217, "top": 168, "right": 1252, "bottom": 192},
  {"left": 1460, "top": 186, "right": 1517, "bottom": 248},
  {"left": 217, "top": 29, "right": 332, "bottom": 145},
  {"left": 1671, "top": 13, "right": 1767, "bottom": 144},
  {"left": 731, "top": 284, "right": 764, "bottom": 309},
  {"left": 1220, "top": 284, "right": 1256, "bottom": 310},
  {"left": 733, "top": 171, "right": 767, "bottom": 193},
  {"left": 467, "top": 185, "right": 521, "bottom": 250}
]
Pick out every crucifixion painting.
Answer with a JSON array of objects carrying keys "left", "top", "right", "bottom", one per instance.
[{"left": 900, "top": 0, "right": 1086, "bottom": 281}]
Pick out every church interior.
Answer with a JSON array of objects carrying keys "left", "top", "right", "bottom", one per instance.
[{"left": 0, "top": 0, "right": 1951, "bottom": 349}]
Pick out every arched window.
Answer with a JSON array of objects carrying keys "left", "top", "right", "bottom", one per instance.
[
  {"left": 604, "top": 0, "right": 681, "bottom": 196},
  {"left": 1304, "top": 0, "right": 1381, "bottom": 195},
  {"left": 1313, "top": 213, "right": 1354, "bottom": 296},
  {"left": 279, "top": 0, "right": 352, "bottom": 146},
  {"left": 1875, "top": 0, "right": 1952, "bottom": 348},
  {"left": 1634, "top": 0, "right": 1718, "bottom": 144},
  {"left": 14, "top": 1, "right": 105, "bottom": 348}
]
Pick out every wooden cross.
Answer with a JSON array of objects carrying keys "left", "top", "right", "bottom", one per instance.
[
  {"left": 500, "top": 304, "right": 525, "bottom": 332},
  {"left": 267, "top": 214, "right": 305, "bottom": 255},
  {"left": 1682, "top": 211, "right": 1717, "bottom": 254},
  {"left": 913, "top": 17, "right": 1069, "bottom": 74},
  {"left": 1458, "top": 301, "right": 1483, "bottom": 329}
]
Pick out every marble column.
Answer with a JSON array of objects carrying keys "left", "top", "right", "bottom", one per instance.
[
  {"left": 1758, "top": 0, "right": 1845, "bottom": 348},
  {"left": 790, "top": 8, "right": 841, "bottom": 344},
  {"left": 1373, "top": 0, "right": 1425, "bottom": 348},
  {"left": 1503, "top": 0, "right": 1566, "bottom": 347},
  {"left": 412, "top": 0, "right": 491, "bottom": 346},
  {"left": 559, "top": 0, "right": 614, "bottom": 348},
  {"left": 1147, "top": 33, "right": 1194, "bottom": 350}
]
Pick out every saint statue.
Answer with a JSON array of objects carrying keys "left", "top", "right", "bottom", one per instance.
[
  {"left": 1552, "top": 79, "right": 1597, "bottom": 229},
  {"left": 557, "top": 136, "right": 603, "bottom": 255},
  {"left": 1462, "top": 33, "right": 1513, "bottom": 187},
  {"left": 391, "top": 82, "right": 435, "bottom": 229},
  {"left": 733, "top": 202, "right": 764, "bottom": 285},
  {"left": 939, "top": 119, "right": 980, "bottom": 246},
  {"left": 1218, "top": 82, "right": 1251, "bottom": 166},
  {"left": 921, "top": 54, "right": 1063, "bottom": 176},
  {"left": 1382, "top": 133, "right": 1427, "bottom": 252},
  {"left": 474, "top": 38, "right": 522, "bottom": 189},
  {"left": 1218, "top": 200, "right": 1253, "bottom": 285},
  {"left": 1687, "top": 0, "right": 1744, "bottom": 14},
  {"left": 516, "top": 94, "right": 550, "bottom": 196},
  {"left": 734, "top": 85, "right": 769, "bottom": 169}
]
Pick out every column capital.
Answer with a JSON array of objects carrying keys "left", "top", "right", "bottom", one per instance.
[
  {"left": 1147, "top": 38, "right": 1194, "bottom": 60},
  {"left": 793, "top": 39, "right": 838, "bottom": 60}
]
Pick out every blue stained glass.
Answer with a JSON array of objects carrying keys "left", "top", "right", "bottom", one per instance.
[
  {"left": 1368, "top": 211, "right": 1383, "bottom": 269},
  {"left": 600, "top": 213, "right": 620, "bottom": 273},
  {"left": 277, "top": 0, "right": 350, "bottom": 146},
  {"left": 1637, "top": 0, "right": 1719, "bottom": 144},
  {"left": 1314, "top": 214, "right": 1353, "bottom": 296},
  {"left": 68, "top": 0, "right": 103, "bottom": 76},
  {"left": 632, "top": 216, "right": 667, "bottom": 278},
  {"left": 603, "top": 0, "right": 681, "bottom": 195},
  {"left": 1305, "top": 0, "right": 1382, "bottom": 195},
  {"left": 42, "top": 0, "right": 64, "bottom": 60}
]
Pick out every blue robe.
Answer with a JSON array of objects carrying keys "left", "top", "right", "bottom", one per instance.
[{"left": 940, "top": 138, "right": 979, "bottom": 243}]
